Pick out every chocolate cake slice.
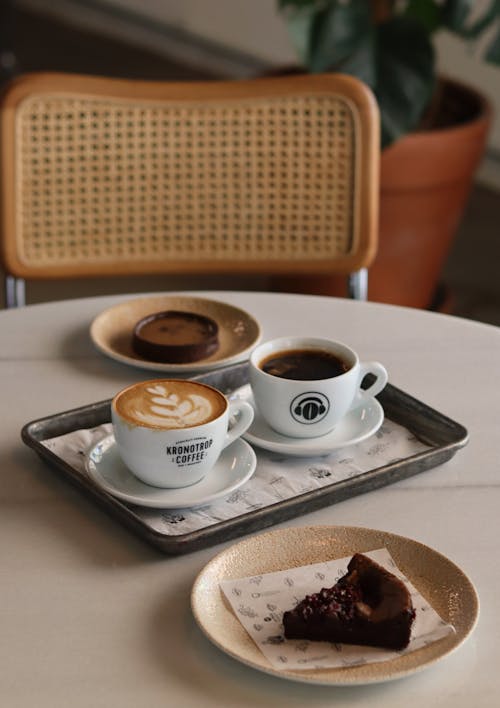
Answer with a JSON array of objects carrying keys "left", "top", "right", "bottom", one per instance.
[{"left": 283, "top": 553, "right": 416, "bottom": 650}]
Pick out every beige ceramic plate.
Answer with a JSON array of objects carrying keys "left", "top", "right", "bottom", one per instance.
[
  {"left": 90, "top": 295, "right": 261, "bottom": 373},
  {"left": 191, "top": 525, "right": 479, "bottom": 686}
]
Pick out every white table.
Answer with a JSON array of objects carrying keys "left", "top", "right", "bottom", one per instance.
[{"left": 1, "top": 291, "right": 498, "bottom": 707}]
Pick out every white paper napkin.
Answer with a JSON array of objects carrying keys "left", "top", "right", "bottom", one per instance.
[
  {"left": 42, "top": 418, "right": 430, "bottom": 536},
  {"left": 220, "top": 548, "right": 454, "bottom": 670}
]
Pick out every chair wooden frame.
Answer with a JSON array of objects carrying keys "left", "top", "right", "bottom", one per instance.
[{"left": 0, "top": 71, "right": 379, "bottom": 306}]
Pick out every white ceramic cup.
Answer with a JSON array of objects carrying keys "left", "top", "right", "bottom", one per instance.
[
  {"left": 249, "top": 337, "right": 388, "bottom": 439},
  {"left": 111, "top": 379, "right": 254, "bottom": 488}
]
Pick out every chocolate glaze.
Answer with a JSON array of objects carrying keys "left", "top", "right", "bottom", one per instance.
[{"left": 132, "top": 310, "right": 219, "bottom": 363}]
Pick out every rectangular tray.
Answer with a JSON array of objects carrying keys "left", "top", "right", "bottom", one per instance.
[{"left": 21, "top": 363, "right": 468, "bottom": 555}]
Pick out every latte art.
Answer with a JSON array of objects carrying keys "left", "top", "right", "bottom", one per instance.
[
  {"left": 114, "top": 379, "right": 227, "bottom": 429},
  {"left": 135, "top": 384, "right": 213, "bottom": 427}
]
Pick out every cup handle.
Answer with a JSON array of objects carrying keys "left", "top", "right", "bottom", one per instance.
[
  {"left": 223, "top": 401, "right": 254, "bottom": 449},
  {"left": 357, "top": 361, "right": 388, "bottom": 399}
]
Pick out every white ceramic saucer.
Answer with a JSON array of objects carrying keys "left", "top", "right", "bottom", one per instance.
[
  {"left": 85, "top": 434, "right": 257, "bottom": 509},
  {"left": 231, "top": 386, "right": 384, "bottom": 457}
]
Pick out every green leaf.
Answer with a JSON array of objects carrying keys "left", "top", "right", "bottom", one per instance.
[
  {"left": 485, "top": 25, "right": 500, "bottom": 63},
  {"left": 280, "top": 1, "right": 335, "bottom": 66},
  {"left": 307, "top": 0, "right": 372, "bottom": 73},
  {"left": 404, "top": 0, "right": 442, "bottom": 33},
  {"left": 442, "top": 0, "right": 500, "bottom": 38},
  {"left": 336, "top": 32, "right": 377, "bottom": 89},
  {"left": 441, "top": 0, "right": 475, "bottom": 32},
  {"left": 465, "top": 4, "right": 500, "bottom": 39},
  {"left": 285, "top": 6, "right": 318, "bottom": 64},
  {"left": 277, "top": 1, "right": 437, "bottom": 147},
  {"left": 374, "top": 17, "right": 436, "bottom": 147}
]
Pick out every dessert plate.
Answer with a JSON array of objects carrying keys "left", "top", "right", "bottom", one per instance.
[
  {"left": 191, "top": 525, "right": 479, "bottom": 686},
  {"left": 90, "top": 295, "right": 261, "bottom": 373},
  {"left": 231, "top": 386, "right": 384, "bottom": 456},
  {"left": 85, "top": 434, "right": 257, "bottom": 509}
]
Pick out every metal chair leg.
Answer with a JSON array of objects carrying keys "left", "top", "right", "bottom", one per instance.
[
  {"left": 347, "top": 269, "right": 368, "bottom": 301},
  {"left": 5, "top": 275, "right": 26, "bottom": 307}
]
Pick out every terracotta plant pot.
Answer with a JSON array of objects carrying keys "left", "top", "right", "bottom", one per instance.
[{"left": 271, "top": 77, "right": 492, "bottom": 309}]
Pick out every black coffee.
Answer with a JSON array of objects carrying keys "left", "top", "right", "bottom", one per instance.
[{"left": 260, "top": 349, "right": 350, "bottom": 380}]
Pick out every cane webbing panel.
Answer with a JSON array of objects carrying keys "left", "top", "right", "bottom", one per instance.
[{"left": 14, "top": 93, "right": 355, "bottom": 269}]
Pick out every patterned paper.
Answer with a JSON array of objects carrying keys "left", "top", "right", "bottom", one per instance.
[
  {"left": 220, "top": 548, "right": 454, "bottom": 670},
  {"left": 42, "top": 417, "right": 430, "bottom": 536}
]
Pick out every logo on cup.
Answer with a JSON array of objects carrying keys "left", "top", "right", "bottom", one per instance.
[
  {"left": 166, "top": 436, "right": 214, "bottom": 467},
  {"left": 290, "top": 392, "right": 330, "bottom": 424}
]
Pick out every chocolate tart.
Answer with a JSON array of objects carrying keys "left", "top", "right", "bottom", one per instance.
[
  {"left": 132, "top": 310, "right": 219, "bottom": 363},
  {"left": 283, "top": 553, "right": 416, "bottom": 650}
]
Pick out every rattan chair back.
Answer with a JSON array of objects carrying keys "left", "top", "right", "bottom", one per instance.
[{"left": 0, "top": 71, "right": 379, "bottom": 306}]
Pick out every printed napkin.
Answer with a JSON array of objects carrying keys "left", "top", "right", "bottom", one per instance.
[
  {"left": 220, "top": 548, "right": 454, "bottom": 670},
  {"left": 42, "top": 417, "right": 431, "bottom": 536}
]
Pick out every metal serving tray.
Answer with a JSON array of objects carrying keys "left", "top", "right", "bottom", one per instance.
[{"left": 21, "top": 363, "right": 468, "bottom": 555}]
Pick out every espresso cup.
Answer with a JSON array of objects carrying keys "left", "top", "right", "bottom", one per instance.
[
  {"left": 249, "top": 337, "right": 388, "bottom": 439},
  {"left": 111, "top": 379, "right": 254, "bottom": 488}
]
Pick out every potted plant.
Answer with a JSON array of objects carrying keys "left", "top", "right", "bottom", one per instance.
[{"left": 273, "top": 0, "right": 500, "bottom": 308}]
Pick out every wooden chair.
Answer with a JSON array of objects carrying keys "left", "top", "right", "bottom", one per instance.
[{"left": 0, "top": 71, "right": 379, "bottom": 307}]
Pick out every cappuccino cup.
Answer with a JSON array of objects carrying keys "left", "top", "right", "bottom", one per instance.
[
  {"left": 112, "top": 379, "right": 254, "bottom": 488},
  {"left": 249, "top": 337, "right": 388, "bottom": 439}
]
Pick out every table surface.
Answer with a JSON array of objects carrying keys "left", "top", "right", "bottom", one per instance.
[{"left": 1, "top": 291, "right": 499, "bottom": 707}]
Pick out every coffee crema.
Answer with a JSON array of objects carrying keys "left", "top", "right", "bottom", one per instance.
[
  {"left": 114, "top": 380, "right": 227, "bottom": 429},
  {"left": 260, "top": 348, "right": 350, "bottom": 381}
]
